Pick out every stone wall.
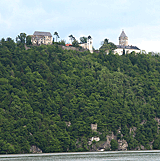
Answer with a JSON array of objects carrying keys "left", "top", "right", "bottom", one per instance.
[
  {"left": 61, "top": 45, "right": 87, "bottom": 52},
  {"left": 91, "top": 123, "right": 97, "bottom": 132}
]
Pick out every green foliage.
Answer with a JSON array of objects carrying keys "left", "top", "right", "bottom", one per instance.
[
  {"left": 16, "top": 33, "right": 26, "bottom": 44},
  {"left": 69, "top": 35, "right": 75, "bottom": 44},
  {"left": 153, "top": 135, "right": 160, "bottom": 149},
  {"left": 80, "top": 37, "right": 87, "bottom": 43},
  {"left": 54, "top": 31, "right": 60, "bottom": 42},
  {"left": 26, "top": 36, "right": 32, "bottom": 45},
  {"left": 0, "top": 40, "right": 160, "bottom": 153},
  {"left": 72, "top": 39, "right": 79, "bottom": 47},
  {"left": 99, "top": 39, "right": 117, "bottom": 53},
  {"left": 58, "top": 40, "right": 66, "bottom": 46},
  {"left": 110, "top": 139, "right": 118, "bottom": 151}
]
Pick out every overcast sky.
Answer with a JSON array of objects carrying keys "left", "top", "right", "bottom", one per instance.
[{"left": 1, "top": 0, "right": 160, "bottom": 52}]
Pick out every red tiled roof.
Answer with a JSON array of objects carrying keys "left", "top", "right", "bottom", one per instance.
[{"left": 66, "top": 44, "right": 72, "bottom": 46}]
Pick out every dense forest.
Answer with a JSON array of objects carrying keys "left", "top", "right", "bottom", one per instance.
[{"left": 1, "top": 36, "right": 160, "bottom": 154}]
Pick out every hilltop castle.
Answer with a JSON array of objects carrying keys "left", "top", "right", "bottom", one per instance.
[
  {"left": 28, "top": 30, "right": 140, "bottom": 55},
  {"left": 119, "top": 30, "right": 128, "bottom": 46},
  {"left": 30, "top": 31, "right": 53, "bottom": 45},
  {"left": 79, "top": 36, "right": 93, "bottom": 53},
  {"left": 114, "top": 30, "right": 140, "bottom": 55}
]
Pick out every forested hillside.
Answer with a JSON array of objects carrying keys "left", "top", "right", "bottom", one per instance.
[{"left": 1, "top": 38, "right": 160, "bottom": 154}]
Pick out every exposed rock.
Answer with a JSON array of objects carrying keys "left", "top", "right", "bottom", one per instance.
[
  {"left": 129, "top": 127, "right": 137, "bottom": 137},
  {"left": 88, "top": 140, "right": 92, "bottom": 146},
  {"left": 106, "top": 132, "right": 117, "bottom": 144},
  {"left": 154, "top": 117, "right": 160, "bottom": 133},
  {"left": 140, "top": 120, "right": 146, "bottom": 125},
  {"left": 149, "top": 140, "right": 154, "bottom": 150},
  {"left": 135, "top": 146, "right": 140, "bottom": 150},
  {"left": 117, "top": 127, "right": 121, "bottom": 134},
  {"left": 105, "top": 131, "right": 128, "bottom": 151},
  {"left": 154, "top": 117, "right": 160, "bottom": 125},
  {"left": 30, "top": 145, "right": 42, "bottom": 153},
  {"left": 118, "top": 139, "right": 128, "bottom": 151},
  {"left": 140, "top": 145, "right": 145, "bottom": 150},
  {"left": 104, "top": 132, "right": 117, "bottom": 149}
]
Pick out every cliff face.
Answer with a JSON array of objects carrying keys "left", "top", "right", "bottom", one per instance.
[{"left": 87, "top": 124, "right": 157, "bottom": 151}]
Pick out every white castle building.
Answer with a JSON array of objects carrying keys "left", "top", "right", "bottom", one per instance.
[
  {"left": 114, "top": 30, "right": 140, "bottom": 55},
  {"left": 79, "top": 35, "right": 93, "bottom": 53}
]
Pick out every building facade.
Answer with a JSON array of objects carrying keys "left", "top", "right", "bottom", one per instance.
[
  {"left": 114, "top": 45, "right": 140, "bottom": 55},
  {"left": 30, "top": 31, "right": 53, "bottom": 45},
  {"left": 79, "top": 36, "right": 93, "bottom": 53},
  {"left": 114, "top": 30, "right": 140, "bottom": 55},
  {"left": 119, "top": 30, "right": 128, "bottom": 46}
]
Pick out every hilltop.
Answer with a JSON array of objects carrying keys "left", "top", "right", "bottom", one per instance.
[{"left": 1, "top": 38, "right": 160, "bottom": 153}]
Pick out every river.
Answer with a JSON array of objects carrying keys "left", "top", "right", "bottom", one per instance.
[{"left": 1, "top": 150, "right": 160, "bottom": 161}]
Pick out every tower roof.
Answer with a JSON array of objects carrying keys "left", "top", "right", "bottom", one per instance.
[{"left": 119, "top": 30, "right": 127, "bottom": 38}]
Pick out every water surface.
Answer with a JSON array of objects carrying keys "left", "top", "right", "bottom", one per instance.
[{"left": 1, "top": 150, "right": 160, "bottom": 161}]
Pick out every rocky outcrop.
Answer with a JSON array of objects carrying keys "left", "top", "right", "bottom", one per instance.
[
  {"left": 129, "top": 127, "right": 137, "bottom": 137},
  {"left": 105, "top": 132, "right": 117, "bottom": 149},
  {"left": 30, "top": 145, "right": 42, "bottom": 153},
  {"left": 105, "top": 131, "right": 128, "bottom": 151},
  {"left": 140, "top": 120, "right": 146, "bottom": 125},
  {"left": 118, "top": 139, "right": 128, "bottom": 151}
]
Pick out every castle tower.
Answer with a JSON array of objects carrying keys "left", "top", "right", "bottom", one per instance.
[
  {"left": 87, "top": 35, "right": 93, "bottom": 53},
  {"left": 119, "top": 30, "right": 128, "bottom": 46}
]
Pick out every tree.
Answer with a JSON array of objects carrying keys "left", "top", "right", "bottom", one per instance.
[
  {"left": 80, "top": 37, "right": 87, "bottom": 43},
  {"left": 110, "top": 139, "right": 118, "bottom": 151},
  {"left": 153, "top": 136, "right": 160, "bottom": 149},
  {"left": 104, "top": 38, "right": 109, "bottom": 44},
  {"left": 99, "top": 39, "right": 117, "bottom": 53},
  {"left": 122, "top": 49, "right": 125, "bottom": 55},
  {"left": 0, "top": 38, "right": 5, "bottom": 45},
  {"left": 58, "top": 40, "right": 66, "bottom": 46},
  {"left": 54, "top": 32, "right": 60, "bottom": 42},
  {"left": 4, "top": 37, "right": 15, "bottom": 51},
  {"left": 88, "top": 35, "right": 92, "bottom": 40},
  {"left": 72, "top": 39, "right": 79, "bottom": 47},
  {"left": 16, "top": 33, "right": 26, "bottom": 44},
  {"left": 69, "top": 35, "right": 76, "bottom": 44},
  {"left": 69, "top": 35, "right": 73, "bottom": 44},
  {"left": 26, "top": 36, "right": 32, "bottom": 45}
]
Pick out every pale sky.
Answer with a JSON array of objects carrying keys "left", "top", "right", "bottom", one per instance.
[{"left": 1, "top": 0, "right": 160, "bottom": 52}]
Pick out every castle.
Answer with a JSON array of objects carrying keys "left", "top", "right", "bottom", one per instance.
[
  {"left": 79, "top": 36, "right": 93, "bottom": 53},
  {"left": 29, "top": 30, "right": 140, "bottom": 54},
  {"left": 114, "top": 30, "right": 140, "bottom": 55},
  {"left": 30, "top": 31, "right": 53, "bottom": 45}
]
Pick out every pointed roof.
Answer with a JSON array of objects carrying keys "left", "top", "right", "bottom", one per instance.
[{"left": 119, "top": 30, "right": 127, "bottom": 38}]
